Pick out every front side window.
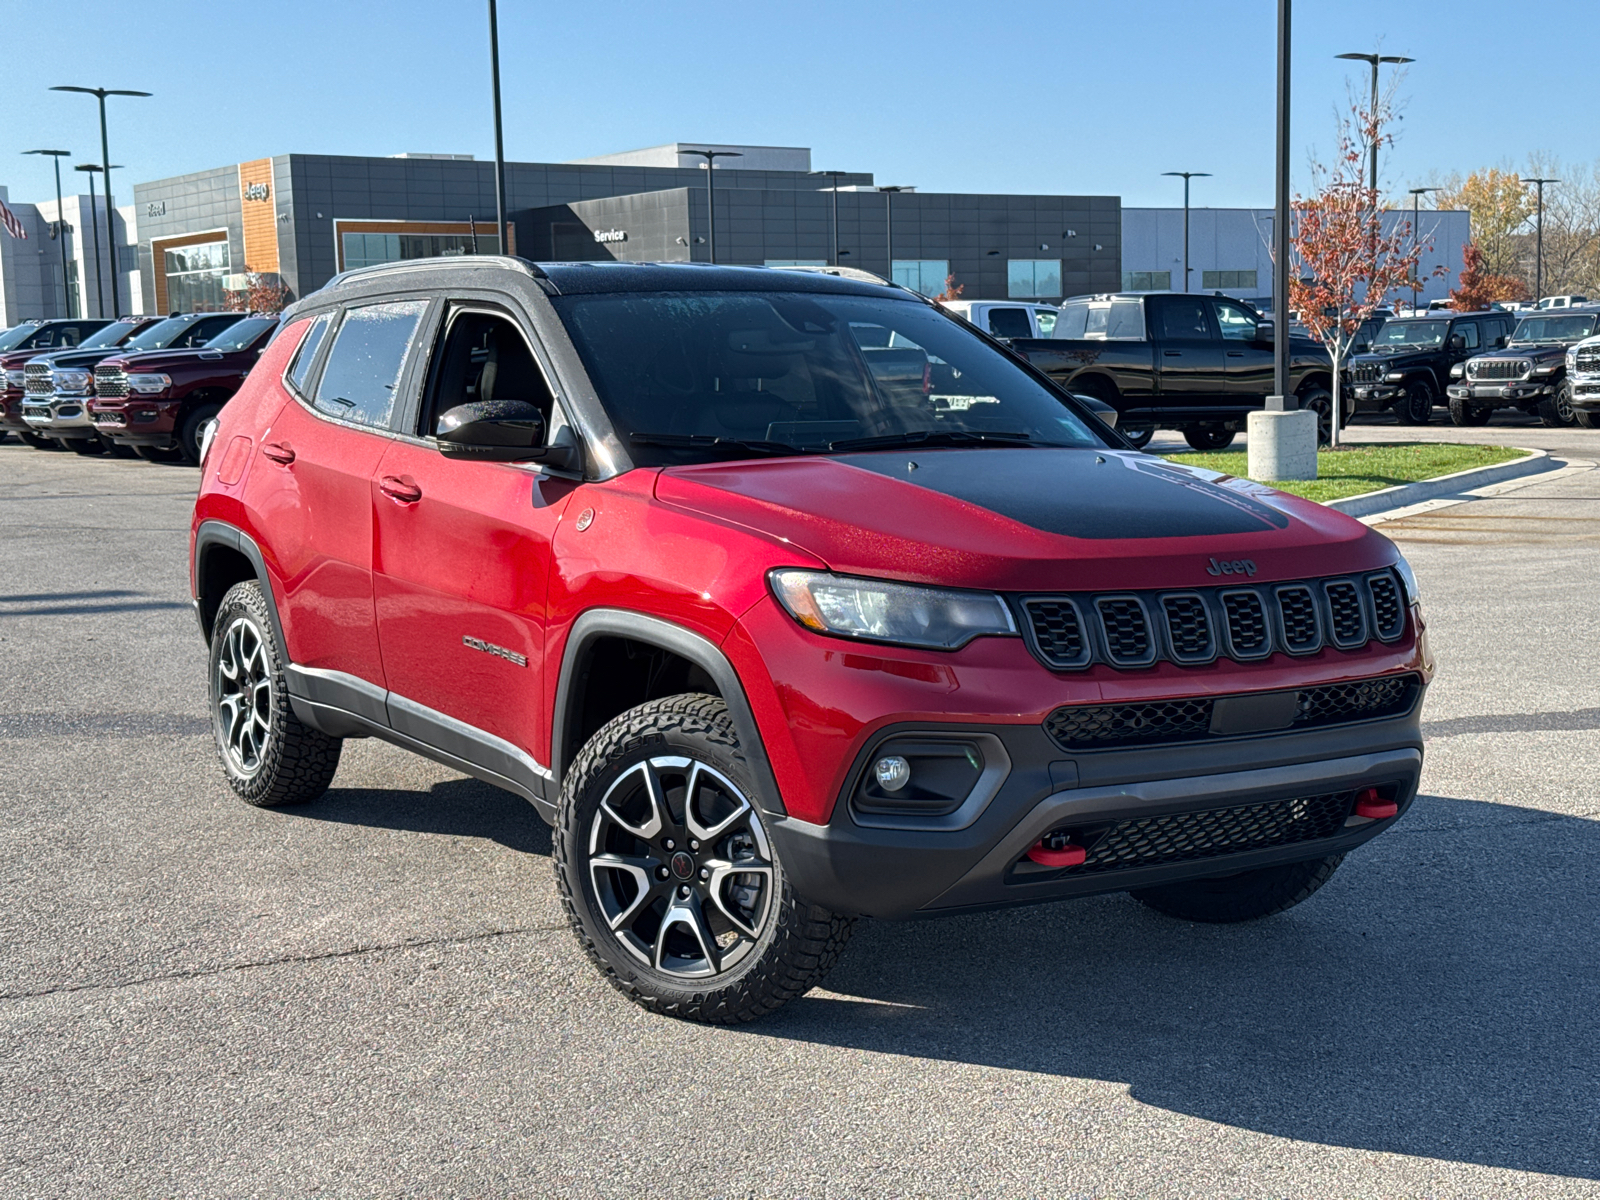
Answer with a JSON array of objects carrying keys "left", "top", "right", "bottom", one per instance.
[
  {"left": 313, "top": 300, "right": 428, "bottom": 428},
  {"left": 287, "top": 314, "right": 334, "bottom": 393},
  {"left": 1007, "top": 259, "right": 1062, "bottom": 300},
  {"left": 1212, "top": 300, "right": 1258, "bottom": 340},
  {"left": 1156, "top": 298, "right": 1213, "bottom": 340},
  {"left": 550, "top": 290, "right": 1109, "bottom": 466},
  {"left": 164, "top": 240, "right": 231, "bottom": 313},
  {"left": 892, "top": 259, "right": 950, "bottom": 298},
  {"left": 1454, "top": 321, "right": 1479, "bottom": 349}
]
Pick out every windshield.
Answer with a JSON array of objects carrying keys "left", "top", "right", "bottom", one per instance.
[
  {"left": 123, "top": 317, "right": 200, "bottom": 351},
  {"left": 551, "top": 290, "right": 1110, "bottom": 466},
  {"left": 77, "top": 321, "right": 147, "bottom": 350},
  {"left": 1374, "top": 320, "right": 1449, "bottom": 348},
  {"left": 1512, "top": 314, "right": 1597, "bottom": 343},
  {"left": 0, "top": 324, "right": 42, "bottom": 352},
  {"left": 203, "top": 316, "right": 278, "bottom": 351}
]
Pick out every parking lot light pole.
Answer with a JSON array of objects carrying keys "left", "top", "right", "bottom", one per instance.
[
  {"left": 1334, "top": 52, "right": 1413, "bottom": 198},
  {"left": 1161, "top": 171, "right": 1210, "bottom": 292},
  {"left": 1523, "top": 177, "right": 1558, "bottom": 302},
  {"left": 50, "top": 85, "right": 150, "bottom": 318},
  {"left": 24, "top": 150, "right": 72, "bottom": 317},
  {"left": 1407, "top": 186, "right": 1438, "bottom": 312},
  {"left": 486, "top": 0, "right": 507, "bottom": 256},
  {"left": 75, "top": 164, "right": 108, "bottom": 318},
  {"left": 880, "top": 186, "right": 909, "bottom": 282},
  {"left": 685, "top": 150, "right": 742, "bottom": 264},
  {"left": 810, "top": 170, "right": 843, "bottom": 266}
]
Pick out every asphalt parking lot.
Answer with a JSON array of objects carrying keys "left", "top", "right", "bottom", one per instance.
[{"left": 4, "top": 420, "right": 1600, "bottom": 1199}]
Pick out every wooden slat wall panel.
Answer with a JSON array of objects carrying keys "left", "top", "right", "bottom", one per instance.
[{"left": 238, "top": 158, "right": 279, "bottom": 274}]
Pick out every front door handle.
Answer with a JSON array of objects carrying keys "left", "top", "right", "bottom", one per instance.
[
  {"left": 260, "top": 441, "right": 295, "bottom": 464},
  {"left": 379, "top": 474, "right": 423, "bottom": 504},
  {"left": 1226, "top": 350, "right": 1244, "bottom": 357},
  {"left": 1163, "top": 349, "right": 1182, "bottom": 357}
]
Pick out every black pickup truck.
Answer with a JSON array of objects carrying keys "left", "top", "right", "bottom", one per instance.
[{"left": 1004, "top": 292, "right": 1334, "bottom": 449}]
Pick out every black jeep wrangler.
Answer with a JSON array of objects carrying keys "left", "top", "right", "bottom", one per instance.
[
  {"left": 1445, "top": 307, "right": 1599, "bottom": 426},
  {"left": 1344, "top": 310, "right": 1517, "bottom": 425}
]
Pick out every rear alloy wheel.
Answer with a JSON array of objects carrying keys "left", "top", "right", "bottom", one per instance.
[
  {"left": 1539, "top": 380, "right": 1577, "bottom": 427},
  {"left": 1131, "top": 854, "right": 1344, "bottom": 923},
  {"left": 1576, "top": 408, "right": 1600, "bottom": 429},
  {"left": 210, "top": 580, "right": 342, "bottom": 806},
  {"left": 556, "top": 694, "right": 854, "bottom": 1023},
  {"left": 179, "top": 403, "right": 223, "bottom": 465},
  {"left": 1449, "top": 395, "right": 1493, "bottom": 426},
  {"left": 1182, "top": 425, "right": 1235, "bottom": 452},
  {"left": 1121, "top": 423, "right": 1155, "bottom": 449},
  {"left": 1394, "top": 379, "right": 1434, "bottom": 425}
]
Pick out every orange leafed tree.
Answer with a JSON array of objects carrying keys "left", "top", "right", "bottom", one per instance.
[
  {"left": 931, "top": 274, "right": 965, "bottom": 303},
  {"left": 1288, "top": 96, "right": 1437, "bottom": 446},
  {"left": 1449, "top": 241, "right": 1530, "bottom": 311},
  {"left": 224, "top": 268, "right": 292, "bottom": 314}
]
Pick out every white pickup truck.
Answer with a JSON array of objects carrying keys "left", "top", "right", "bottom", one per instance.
[
  {"left": 937, "top": 299, "right": 1060, "bottom": 339},
  {"left": 1565, "top": 332, "right": 1600, "bottom": 427}
]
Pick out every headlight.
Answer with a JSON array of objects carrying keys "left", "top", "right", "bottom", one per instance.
[
  {"left": 4, "top": 370, "right": 23, "bottom": 388},
  {"left": 1567, "top": 351, "right": 1578, "bottom": 368},
  {"left": 126, "top": 372, "right": 172, "bottom": 395},
  {"left": 1449, "top": 363, "right": 1464, "bottom": 379},
  {"left": 1385, "top": 371, "right": 1406, "bottom": 383},
  {"left": 1392, "top": 553, "right": 1421, "bottom": 606},
  {"left": 52, "top": 369, "right": 91, "bottom": 392},
  {"left": 769, "top": 569, "right": 1017, "bottom": 650}
]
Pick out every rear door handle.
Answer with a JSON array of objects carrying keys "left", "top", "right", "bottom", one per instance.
[
  {"left": 1226, "top": 350, "right": 1244, "bottom": 357},
  {"left": 1163, "top": 349, "right": 1182, "bottom": 357},
  {"left": 260, "top": 441, "right": 295, "bottom": 464},
  {"left": 379, "top": 474, "right": 422, "bottom": 504}
]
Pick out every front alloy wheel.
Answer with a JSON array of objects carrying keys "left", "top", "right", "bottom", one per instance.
[{"left": 215, "top": 614, "right": 274, "bottom": 777}]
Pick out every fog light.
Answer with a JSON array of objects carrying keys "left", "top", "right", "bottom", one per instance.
[{"left": 874, "top": 755, "right": 911, "bottom": 792}]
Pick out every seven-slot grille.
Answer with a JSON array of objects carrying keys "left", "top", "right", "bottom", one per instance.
[
  {"left": 1575, "top": 346, "right": 1600, "bottom": 374},
  {"left": 94, "top": 364, "right": 129, "bottom": 399},
  {"left": 1350, "top": 362, "right": 1386, "bottom": 384},
  {"left": 1021, "top": 570, "right": 1408, "bottom": 672},
  {"left": 23, "top": 362, "right": 53, "bottom": 397},
  {"left": 1027, "top": 791, "right": 1358, "bottom": 876},
  {"left": 1466, "top": 358, "right": 1531, "bottom": 381},
  {"left": 1043, "top": 673, "right": 1420, "bottom": 751}
]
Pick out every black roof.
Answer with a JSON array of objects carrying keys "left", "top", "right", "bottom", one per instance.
[{"left": 534, "top": 261, "right": 900, "bottom": 298}]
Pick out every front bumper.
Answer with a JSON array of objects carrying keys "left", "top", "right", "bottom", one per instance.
[
  {"left": 1568, "top": 378, "right": 1600, "bottom": 411},
  {"left": 769, "top": 703, "right": 1424, "bottom": 919},
  {"left": 21, "top": 394, "right": 98, "bottom": 438},
  {"left": 1349, "top": 383, "right": 1401, "bottom": 411},
  {"left": 90, "top": 399, "right": 179, "bottom": 444},
  {"left": 1445, "top": 381, "right": 1550, "bottom": 405}
]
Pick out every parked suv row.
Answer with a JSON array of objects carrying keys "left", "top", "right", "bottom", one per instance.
[
  {"left": 1445, "top": 307, "right": 1598, "bottom": 426},
  {"left": 188, "top": 256, "right": 1430, "bottom": 1023},
  {"left": 1344, "top": 309, "right": 1520, "bottom": 425}
]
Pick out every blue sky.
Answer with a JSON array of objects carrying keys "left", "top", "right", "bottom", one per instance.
[{"left": 4, "top": 0, "right": 1597, "bottom": 209}]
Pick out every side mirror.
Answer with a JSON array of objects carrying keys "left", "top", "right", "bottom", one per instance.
[
  {"left": 436, "top": 400, "right": 583, "bottom": 471},
  {"left": 1494, "top": 336, "right": 1507, "bottom": 348},
  {"left": 1448, "top": 333, "right": 1466, "bottom": 351}
]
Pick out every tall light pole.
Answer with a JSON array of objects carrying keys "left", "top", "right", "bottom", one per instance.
[
  {"left": 1271, "top": 0, "right": 1292, "bottom": 413},
  {"left": 1523, "top": 177, "right": 1558, "bottom": 303},
  {"left": 1334, "top": 51, "right": 1413, "bottom": 197},
  {"left": 1407, "top": 186, "right": 1438, "bottom": 312},
  {"left": 486, "top": 0, "right": 507, "bottom": 255},
  {"left": 76, "top": 163, "right": 111, "bottom": 318},
  {"left": 24, "top": 149, "right": 72, "bottom": 317},
  {"left": 50, "top": 85, "right": 150, "bottom": 317},
  {"left": 881, "top": 186, "right": 909, "bottom": 282},
  {"left": 810, "top": 170, "right": 843, "bottom": 265},
  {"left": 1161, "top": 171, "right": 1211, "bottom": 292},
  {"left": 685, "top": 149, "right": 742, "bottom": 264}
]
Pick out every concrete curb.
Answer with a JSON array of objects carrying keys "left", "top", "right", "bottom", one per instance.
[{"left": 1325, "top": 448, "right": 1554, "bottom": 519}]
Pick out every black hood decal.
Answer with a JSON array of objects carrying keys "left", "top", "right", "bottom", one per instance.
[{"left": 835, "top": 449, "right": 1290, "bottom": 540}]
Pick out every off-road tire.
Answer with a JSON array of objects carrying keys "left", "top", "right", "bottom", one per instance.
[
  {"left": 1298, "top": 387, "right": 1335, "bottom": 445},
  {"left": 179, "top": 403, "right": 223, "bottom": 465},
  {"left": 1576, "top": 408, "right": 1600, "bottom": 429},
  {"left": 1449, "top": 395, "right": 1493, "bottom": 426},
  {"left": 1121, "top": 424, "right": 1155, "bottom": 449},
  {"left": 1182, "top": 426, "right": 1235, "bottom": 452},
  {"left": 555, "top": 693, "right": 855, "bottom": 1023},
  {"left": 1130, "top": 853, "right": 1343, "bottom": 923},
  {"left": 209, "top": 580, "right": 341, "bottom": 807},
  {"left": 1394, "top": 379, "right": 1434, "bottom": 425},
  {"left": 1539, "top": 380, "right": 1577, "bottom": 427}
]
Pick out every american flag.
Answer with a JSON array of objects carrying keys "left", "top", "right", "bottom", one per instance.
[{"left": 0, "top": 200, "right": 26, "bottom": 240}]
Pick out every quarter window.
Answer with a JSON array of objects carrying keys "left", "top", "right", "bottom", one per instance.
[
  {"left": 312, "top": 300, "right": 428, "bottom": 428},
  {"left": 287, "top": 313, "right": 334, "bottom": 394},
  {"left": 164, "top": 240, "right": 232, "bottom": 313},
  {"left": 1007, "top": 259, "right": 1062, "bottom": 300}
]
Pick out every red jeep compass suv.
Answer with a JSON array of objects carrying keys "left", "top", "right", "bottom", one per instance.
[{"left": 190, "top": 258, "right": 1431, "bottom": 1023}]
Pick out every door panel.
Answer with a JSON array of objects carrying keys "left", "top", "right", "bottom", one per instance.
[
  {"left": 1149, "top": 296, "right": 1224, "bottom": 401},
  {"left": 1213, "top": 299, "right": 1275, "bottom": 399},
  {"left": 371, "top": 442, "right": 575, "bottom": 756}
]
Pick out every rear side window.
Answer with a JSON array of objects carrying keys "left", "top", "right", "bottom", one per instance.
[
  {"left": 313, "top": 300, "right": 428, "bottom": 428},
  {"left": 1034, "top": 308, "right": 1057, "bottom": 337},
  {"left": 986, "top": 307, "right": 1033, "bottom": 339},
  {"left": 287, "top": 313, "right": 334, "bottom": 394},
  {"left": 1055, "top": 302, "right": 1089, "bottom": 339},
  {"left": 1156, "top": 298, "right": 1211, "bottom": 340}
]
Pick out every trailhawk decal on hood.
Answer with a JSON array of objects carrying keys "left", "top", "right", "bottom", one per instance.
[{"left": 832, "top": 449, "right": 1290, "bottom": 540}]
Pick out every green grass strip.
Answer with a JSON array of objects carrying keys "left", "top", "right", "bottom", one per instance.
[{"left": 1162, "top": 442, "right": 1531, "bottom": 503}]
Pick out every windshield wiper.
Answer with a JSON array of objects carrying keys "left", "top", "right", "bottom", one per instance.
[
  {"left": 630, "top": 432, "right": 806, "bottom": 458},
  {"left": 829, "top": 429, "right": 1041, "bottom": 452}
]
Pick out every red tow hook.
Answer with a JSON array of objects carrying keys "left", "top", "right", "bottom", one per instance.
[
  {"left": 1353, "top": 787, "right": 1398, "bottom": 820},
  {"left": 1026, "top": 834, "right": 1086, "bottom": 868}
]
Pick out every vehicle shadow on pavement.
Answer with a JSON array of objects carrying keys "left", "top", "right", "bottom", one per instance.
[
  {"left": 290, "top": 779, "right": 553, "bottom": 856},
  {"left": 751, "top": 793, "right": 1600, "bottom": 1179}
]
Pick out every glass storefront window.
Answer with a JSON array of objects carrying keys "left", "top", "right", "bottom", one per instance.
[
  {"left": 341, "top": 231, "right": 500, "bottom": 272},
  {"left": 1201, "top": 270, "right": 1259, "bottom": 291},
  {"left": 892, "top": 259, "right": 949, "bottom": 297},
  {"left": 1007, "top": 259, "right": 1061, "bottom": 300},
  {"left": 1121, "top": 271, "right": 1172, "bottom": 292},
  {"left": 163, "top": 240, "right": 231, "bottom": 313}
]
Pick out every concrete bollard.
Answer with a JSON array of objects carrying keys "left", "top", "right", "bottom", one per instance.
[{"left": 1247, "top": 409, "right": 1318, "bottom": 481}]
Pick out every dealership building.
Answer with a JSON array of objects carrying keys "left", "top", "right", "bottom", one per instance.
[{"left": 0, "top": 140, "right": 1470, "bottom": 324}]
